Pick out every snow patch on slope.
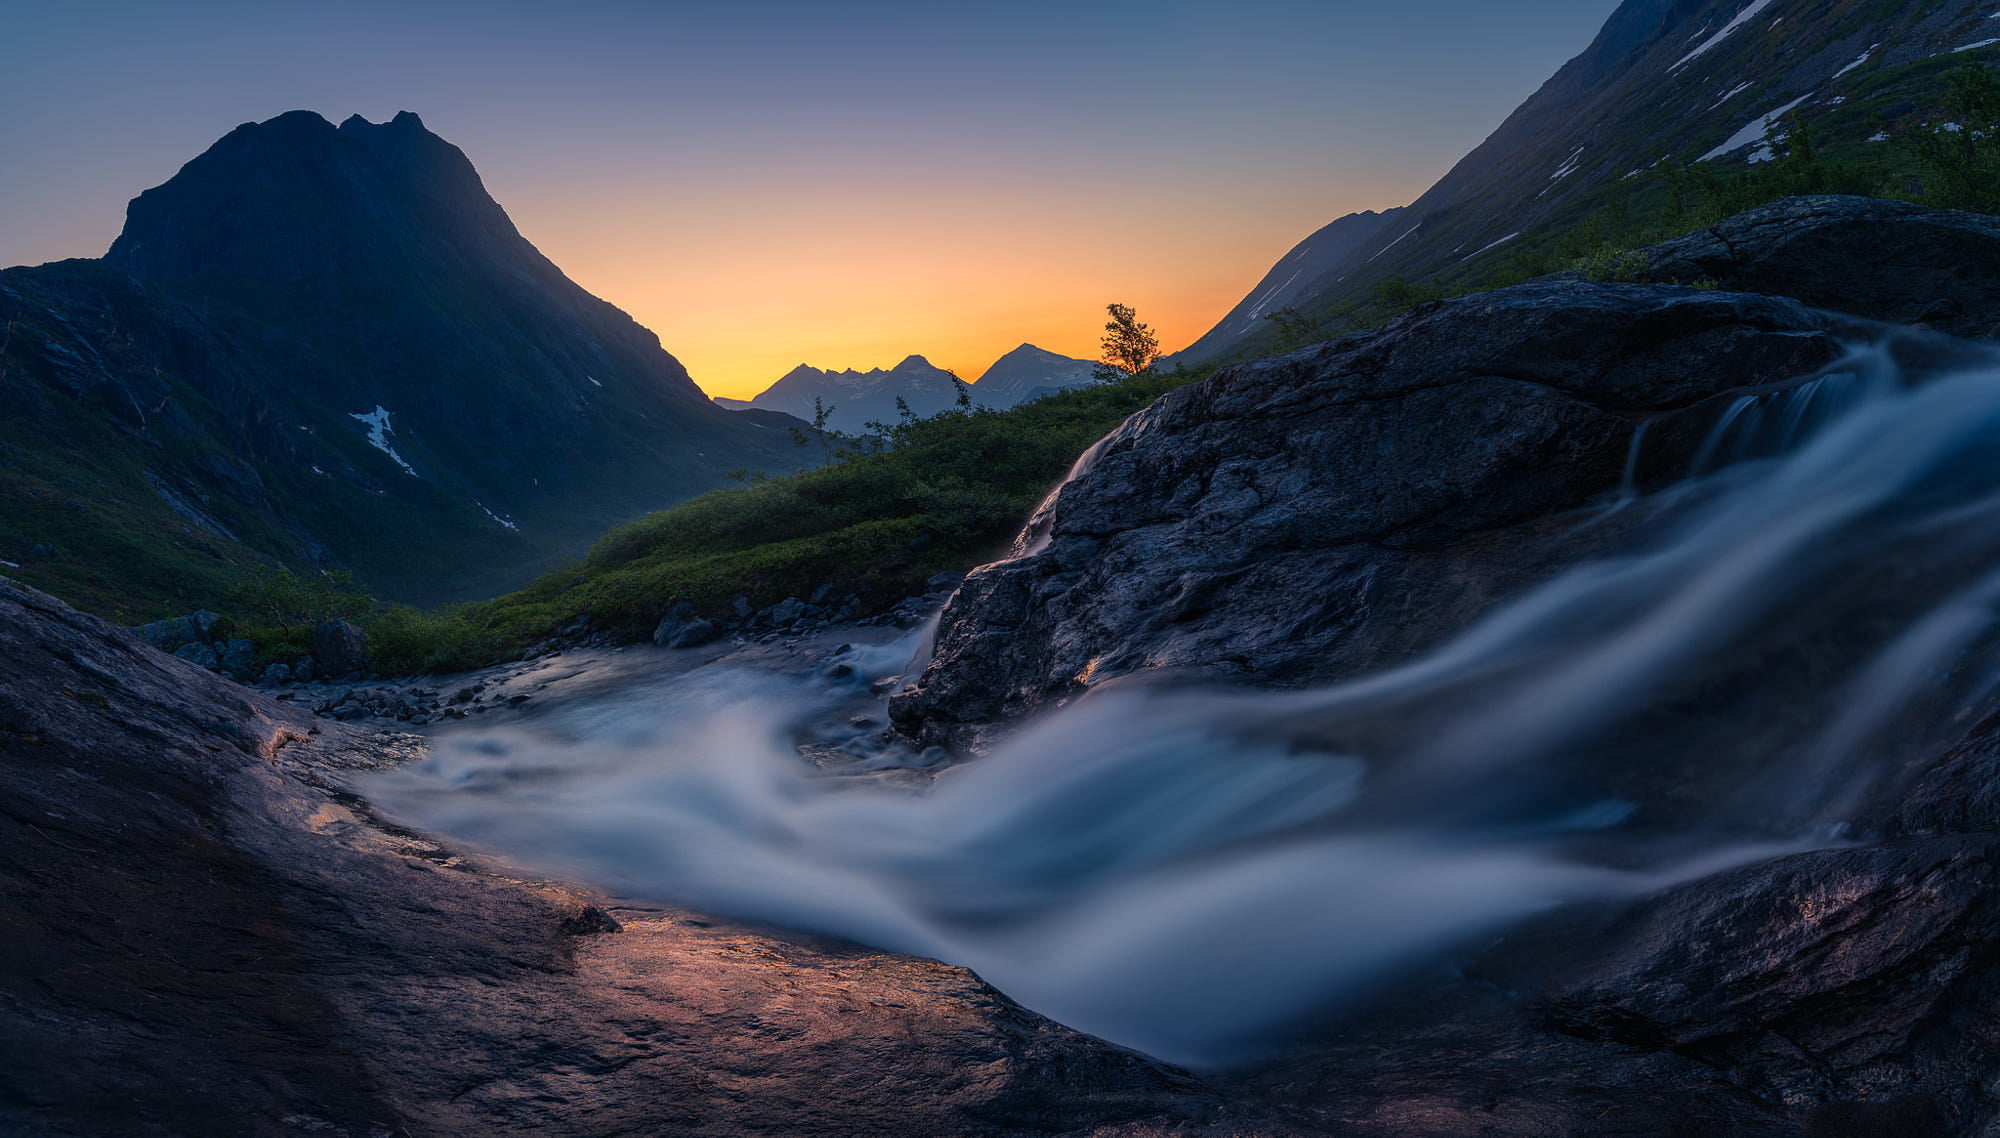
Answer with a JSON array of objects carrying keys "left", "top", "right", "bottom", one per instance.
[
  {"left": 1367, "top": 224, "right": 1422, "bottom": 263},
  {"left": 1833, "top": 44, "right": 1878, "bottom": 78},
  {"left": 1700, "top": 94, "right": 1813, "bottom": 162},
  {"left": 478, "top": 501, "right": 520, "bottom": 531},
  {"left": 349, "top": 406, "right": 418, "bottom": 477},
  {"left": 1462, "top": 233, "right": 1521, "bottom": 263},
  {"left": 1672, "top": 0, "right": 1778, "bottom": 72}
]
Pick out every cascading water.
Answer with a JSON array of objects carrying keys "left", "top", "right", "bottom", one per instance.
[{"left": 367, "top": 335, "right": 2000, "bottom": 1067}]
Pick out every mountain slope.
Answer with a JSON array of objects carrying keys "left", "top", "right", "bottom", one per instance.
[
  {"left": 1170, "top": 208, "right": 1404, "bottom": 363},
  {"left": 1181, "top": 0, "right": 1998, "bottom": 364},
  {"left": 0, "top": 110, "right": 790, "bottom": 613}
]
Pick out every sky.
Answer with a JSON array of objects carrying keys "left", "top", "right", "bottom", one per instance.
[{"left": 0, "top": 0, "right": 1622, "bottom": 399}]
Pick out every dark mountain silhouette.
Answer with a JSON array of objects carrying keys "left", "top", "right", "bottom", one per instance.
[{"left": 0, "top": 110, "right": 789, "bottom": 611}]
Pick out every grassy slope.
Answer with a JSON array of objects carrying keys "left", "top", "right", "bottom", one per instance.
[
  {"left": 1227, "top": 51, "right": 1988, "bottom": 358},
  {"left": 278, "top": 369, "right": 1215, "bottom": 674}
]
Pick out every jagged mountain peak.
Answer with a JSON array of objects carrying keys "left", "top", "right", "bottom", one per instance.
[
  {"left": 2, "top": 111, "right": 788, "bottom": 604},
  {"left": 104, "top": 107, "right": 510, "bottom": 291}
]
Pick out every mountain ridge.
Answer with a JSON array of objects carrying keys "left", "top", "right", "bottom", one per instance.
[
  {"left": 0, "top": 110, "right": 789, "bottom": 612},
  {"left": 1179, "top": 0, "right": 1999, "bottom": 365}
]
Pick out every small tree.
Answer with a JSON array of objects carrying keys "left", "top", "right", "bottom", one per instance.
[
  {"left": 786, "top": 396, "right": 837, "bottom": 468},
  {"left": 1263, "top": 307, "right": 1323, "bottom": 351},
  {"left": 1096, "top": 302, "right": 1160, "bottom": 381},
  {"left": 1905, "top": 65, "right": 2000, "bottom": 213}
]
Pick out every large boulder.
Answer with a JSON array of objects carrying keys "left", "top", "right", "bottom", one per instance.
[
  {"left": 882, "top": 271, "right": 2000, "bottom": 1134},
  {"left": 312, "top": 619, "right": 368, "bottom": 678},
  {"left": 0, "top": 578, "right": 1274, "bottom": 1136},
  {"left": 652, "top": 602, "right": 722, "bottom": 649},
  {"left": 890, "top": 281, "right": 1843, "bottom": 750},
  {"left": 131, "top": 608, "right": 221, "bottom": 652},
  {"left": 1638, "top": 194, "right": 2000, "bottom": 339}
]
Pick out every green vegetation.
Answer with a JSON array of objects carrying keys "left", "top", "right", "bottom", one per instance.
[
  {"left": 1223, "top": 59, "right": 2000, "bottom": 350},
  {"left": 1095, "top": 303, "right": 1162, "bottom": 381},
  {"left": 200, "top": 362, "right": 1212, "bottom": 675},
  {"left": 1903, "top": 65, "right": 2000, "bottom": 212}
]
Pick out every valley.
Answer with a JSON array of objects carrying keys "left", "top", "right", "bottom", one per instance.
[{"left": 10, "top": 1, "right": 2000, "bottom": 1135}]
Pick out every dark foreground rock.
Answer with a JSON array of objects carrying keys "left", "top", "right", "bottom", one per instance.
[
  {"left": 0, "top": 577, "right": 1292, "bottom": 1137},
  {"left": 891, "top": 281, "right": 1846, "bottom": 750},
  {"left": 1637, "top": 194, "right": 2000, "bottom": 339},
  {"left": 883, "top": 270, "right": 2000, "bottom": 1134}
]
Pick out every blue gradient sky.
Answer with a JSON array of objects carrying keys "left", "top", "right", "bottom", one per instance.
[{"left": 0, "top": 0, "right": 1621, "bottom": 396}]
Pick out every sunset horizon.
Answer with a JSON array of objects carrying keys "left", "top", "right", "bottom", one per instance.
[{"left": 1, "top": 1, "right": 1621, "bottom": 400}]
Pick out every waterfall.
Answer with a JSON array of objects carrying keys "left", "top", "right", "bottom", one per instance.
[{"left": 367, "top": 335, "right": 2000, "bottom": 1067}]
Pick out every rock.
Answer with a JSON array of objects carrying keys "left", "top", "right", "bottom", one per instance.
[
  {"left": 731, "top": 595, "right": 754, "bottom": 621},
  {"left": 259, "top": 662, "right": 292, "bottom": 686},
  {"left": 172, "top": 641, "right": 220, "bottom": 670},
  {"left": 765, "top": 597, "right": 807, "bottom": 626},
  {"left": 810, "top": 583, "right": 836, "bottom": 605},
  {"left": 26, "top": 543, "right": 60, "bottom": 561},
  {"left": 652, "top": 606, "right": 721, "bottom": 650},
  {"left": 891, "top": 281, "right": 1842, "bottom": 751},
  {"left": 219, "top": 638, "right": 257, "bottom": 679},
  {"left": 1637, "top": 195, "right": 2000, "bottom": 339},
  {"left": 311, "top": 620, "right": 368, "bottom": 678},
  {"left": 4, "top": 577, "right": 1255, "bottom": 1136},
  {"left": 292, "top": 656, "right": 315, "bottom": 683},
  {"left": 925, "top": 571, "right": 966, "bottom": 594},
  {"left": 131, "top": 609, "right": 223, "bottom": 652}
]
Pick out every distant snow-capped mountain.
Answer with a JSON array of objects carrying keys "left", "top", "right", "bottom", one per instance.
[
  {"left": 723, "top": 343, "right": 1105, "bottom": 429},
  {"left": 722, "top": 355, "right": 966, "bottom": 430},
  {"left": 970, "top": 344, "right": 1099, "bottom": 407}
]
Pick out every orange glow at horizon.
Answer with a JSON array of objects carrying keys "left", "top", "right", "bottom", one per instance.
[{"left": 503, "top": 168, "right": 1417, "bottom": 402}]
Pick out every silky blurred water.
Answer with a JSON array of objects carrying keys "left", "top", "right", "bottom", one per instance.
[{"left": 369, "top": 336, "right": 2000, "bottom": 1066}]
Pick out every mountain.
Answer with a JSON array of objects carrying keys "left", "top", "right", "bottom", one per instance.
[
  {"left": 1179, "top": 0, "right": 1999, "bottom": 364},
  {"left": 724, "top": 354, "right": 965, "bottom": 431},
  {"left": 1170, "top": 208, "right": 1405, "bottom": 363},
  {"left": 0, "top": 110, "right": 789, "bottom": 613},
  {"left": 969, "top": 343, "right": 1099, "bottom": 408}
]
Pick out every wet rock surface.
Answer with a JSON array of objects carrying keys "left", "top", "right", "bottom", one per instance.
[
  {"left": 1637, "top": 195, "right": 2000, "bottom": 339},
  {"left": 892, "top": 281, "right": 1844, "bottom": 750},
  {"left": 879, "top": 272, "right": 2000, "bottom": 1135},
  {"left": 0, "top": 577, "right": 1298, "bottom": 1136}
]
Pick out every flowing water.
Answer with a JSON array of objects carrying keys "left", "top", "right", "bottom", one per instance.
[{"left": 368, "top": 334, "right": 2000, "bottom": 1066}]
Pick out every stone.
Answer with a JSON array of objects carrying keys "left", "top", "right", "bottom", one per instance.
[
  {"left": 292, "top": 656, "right": 315, "bottom": 683},
  {"left": 131, "top": 609, "right": 222, "bottom": 652},
  {"left": 892, "top": 281, "right": 1844, "bottom": 749},
  {"left": 312, "top": 620, "right": 368, "bottom": 678},
  {"left": 258, "top": 663, "right": 292, "bottom": 686},
  {"left": 765, "top": 597, "right": 807, "bottom": 626},
  {"left": 0, "top": 577, "right": 1245, "bottom": 1136},
  {"left": 172, "top": 641, "right": 220, "bottom": 670},
  {"left": 652, "top": 610, "right": 721, "bottom": 650},
  {"left": 219, "top": 638, "right": 257, "bottom": 679},
  {"left": 1636, "top": 194, "right": 2000, "bottom": 339}
]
